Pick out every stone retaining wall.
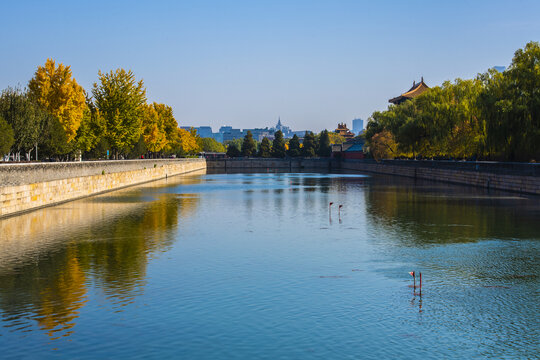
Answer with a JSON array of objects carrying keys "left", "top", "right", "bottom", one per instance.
[
  {"left": 207, "top": 158, "right": 337, "bottom": 170},
  {"left": 341, "top": 160, "right": 540, "bottom": 195},
  {"left": 0, "top": 159, "right": 206, "bottom": 218}
]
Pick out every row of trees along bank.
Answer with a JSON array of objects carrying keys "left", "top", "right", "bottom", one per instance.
[
  {"left": 225, "top": 130, "right": 348, "bottom": 158},
  {"left": 365, "top": 41, "right": 540, "bottom": 162},
  {"left": 0, "top": 59, "right": 224, "bottom": 161}
]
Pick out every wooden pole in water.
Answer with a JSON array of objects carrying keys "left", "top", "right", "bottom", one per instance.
[{"left": 419, "top": 272, "right": 422, "bottom": 295}]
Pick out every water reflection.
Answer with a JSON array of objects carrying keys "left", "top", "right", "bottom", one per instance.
[
  {"left": 364, "top": 175, "right": 540, "bottom": 244},
  {"left": 0, "top": 173, "right": 203, "bottom": 340},
  {"left": 0, "top": 171, "right": 538, "bottom": 359}
]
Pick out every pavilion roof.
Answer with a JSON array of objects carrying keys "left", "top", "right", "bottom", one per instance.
[{"left": 389, "top": 78, "right": 430, "bottom": 104}]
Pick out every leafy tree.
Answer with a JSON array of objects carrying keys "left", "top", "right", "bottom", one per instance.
[
  {"left": 154, "top": 103, "right": 177, "bottom": 143},
  {"left": 92, "top": 69, "right": 146, "bottom": 159},
  {"left": 287, "top": 134, "right": 300, "bottom": 157},
  {"left": 328, "top": 132, "right": 346, "bottom": 145},
  {"left": 258, "top": 137, "right": 272, "bottom": 157},
  {"left": 479, "top": 41, "right": 540, "bottom": 161},
  {"left": 172, "top": 128, "right": 200, "bottom": 156},
  {"left": 0, "top": 87, "right": 47, "bottom": 160},
  {"left": 365, "top": 115, "right": 384, "bottom": 142},
  {"left": 0, "top": 116, "right": 14, "bottom": 157},
  {"left": 127, "top": 135, "right": 147, "bottom": 159},
  {"left": 302, "top": 131, "right": 316, "bottom": 157},
  {"left": 241, "top": 131, "right": 257, "bottom": 157},
  {"left": 224, "top": 138, "right": 243, "bottom": 153},
  {"left": 317, "top": 130, "right": 332, "bottom": 157},
  {"left": 75, "top": 98, "right": 104, "bottom": 155},
  {"left": 142, "top": 104, "right": 167, "bottom": 155},
  {"left": 28, "top": 59, "right": 86, "bottom": 143},
  {"left": 152, "top": 102, "right": 178, "bottom": 154},
  {"left": 226, "top": 142, "right": 241, "bottom": 157},
  {"left": 370, "top": 130, "right": 397, "bottom": 161},
  {"left": 271, "top": 130, "right": 286, "bottom": 158},
  {"left": 41, "top": 116, "right": 73, "bottom": 160},
  {"left": 199, "top": 137, "right": 226, "bottom": 153}
]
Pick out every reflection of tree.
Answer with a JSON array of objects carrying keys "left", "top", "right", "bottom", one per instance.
[
  {"left": 37, "top": 245, "right": 87, "bottom": 339},
  {"left": 0, "top": 189, "right": 199, "bottom": 340},
  {"left": 365, "top": 177, "right": 540, "bottom": 244}
]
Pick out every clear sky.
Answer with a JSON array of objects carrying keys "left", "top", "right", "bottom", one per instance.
[{"left": 1, "top": 0, "right": 539, "bottom": 132}]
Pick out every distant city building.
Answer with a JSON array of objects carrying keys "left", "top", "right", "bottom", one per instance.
[
  {"left": 273, "top": 117, "right": 292, "bottom": 137},
  {"left": 389, "top": 77, "right": 429, "bottom": 105},
  {"left": 335, "top": 123, "right": 355, "bottom": 140},
  {"left": 182, "top": 118, "right": 308, "bottom": 143},
  {"left": 243, "top": 128, "right": 272, "bottom": 142},
  {"left": 352, "top": 118, "right": 364, "bottom": 135},
  {"left": 222, "top": 128, "right": 243, "bottom": 142},
  {"left": 494, "top": 66, "right": 506, "bottom": 73},
  {"left": 219, "top": 126, "right": 233, "bottom": 134},
  {"left": 196, "top": 126, "right": 213, "bottom": 138}
]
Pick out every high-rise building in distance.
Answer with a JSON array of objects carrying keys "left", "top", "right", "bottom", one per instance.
[{"left": 352, "top": 118, "right": 364, "bottom": 135}]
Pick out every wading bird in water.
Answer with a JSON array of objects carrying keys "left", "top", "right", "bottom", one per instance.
[
  {"left": 409, "top": 271, "right": 416, "bottom": 289},
  {"left": 409, "top": 271, "right": 422, "bottom": 295}
]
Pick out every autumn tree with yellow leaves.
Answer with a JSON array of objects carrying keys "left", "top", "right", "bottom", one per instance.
[
  {"left": 174, "top": 128, "right": 200, "bottom": 156},
  {"left": 28, "top": 59, "right": 86, "bottom": 143},
  {"left": 142, "top": 104, "right": 168, "bottom": 154}
]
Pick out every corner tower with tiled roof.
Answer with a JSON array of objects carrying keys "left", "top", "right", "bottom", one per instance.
[{"left": 389, "top": 77, "right": 429, "bottom": 105}]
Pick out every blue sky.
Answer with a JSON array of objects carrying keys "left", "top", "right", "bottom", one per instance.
[{"left": 1, "top": 0, "right": 539, "bottom": 132}]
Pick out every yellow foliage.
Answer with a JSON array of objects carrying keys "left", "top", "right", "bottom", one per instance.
[
  {"left": 328, "top": 132, "right": 346, "bottom": 144},
  {"left": 28, "top": 59, "right": 86, "bottom": 142},
  {"left": 370, "top": 130, "right": 398, "bottom": 161},
  {"left": 142, "top": 104, "right": 168, "bottom": 153},
  {"left": 176, "top": 128, "right": 200, "bottom": 155}
]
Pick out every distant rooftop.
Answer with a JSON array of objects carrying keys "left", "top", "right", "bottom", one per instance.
[{"left": 389, "top": 78, "right": 430, "bottom": 105}]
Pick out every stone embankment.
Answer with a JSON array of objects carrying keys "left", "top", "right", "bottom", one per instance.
[
  {"left": 0, "top": 159, "right": 206, "bottom": 218},
  {"left": 207, "top": 158, "right": 337, "bottom": 171},
  {"left": 341, "top": 159, "right": 540, "bottom": 195}
]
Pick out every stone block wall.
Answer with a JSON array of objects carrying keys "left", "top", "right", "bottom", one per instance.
[
  {"left": 341, "top": 160, "right": 540, "bottom": 195},
  {"left": 207, "top": 158, "right": 337, "bottom": 170},
  {"left": 0, "top": 159, "right": 206, "bottom": 218}
]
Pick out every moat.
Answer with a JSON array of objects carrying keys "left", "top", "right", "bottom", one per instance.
[{"left": 0, "top": 171, "right": 538, "bottom": 359}]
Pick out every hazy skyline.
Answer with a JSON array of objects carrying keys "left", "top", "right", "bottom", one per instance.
[{"left": 2, "top": 0, "right": 539, "bottom": 132}]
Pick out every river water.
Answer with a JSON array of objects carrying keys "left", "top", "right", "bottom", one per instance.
[{"left": 0, "top": 171, "right": 538, "bottom": 359}]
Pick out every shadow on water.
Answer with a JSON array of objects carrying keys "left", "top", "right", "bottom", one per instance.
[{"left": 0, "top": 174, "right": 202, "bottom": 341}]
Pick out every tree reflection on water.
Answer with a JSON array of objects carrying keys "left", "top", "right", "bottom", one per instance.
[
  {"left": 0, "top": 175, "right": 201, "bottom": 340},
  {"left": 364, "top": 175, "right": 540, "bottom": 244}
]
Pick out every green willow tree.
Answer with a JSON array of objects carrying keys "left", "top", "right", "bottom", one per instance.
[
  {"left": 92, "top": 69, "right": 146, "bottom": 159},
  {"left": 479, "top": 41, "right": 540, "bottom": 161}
]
